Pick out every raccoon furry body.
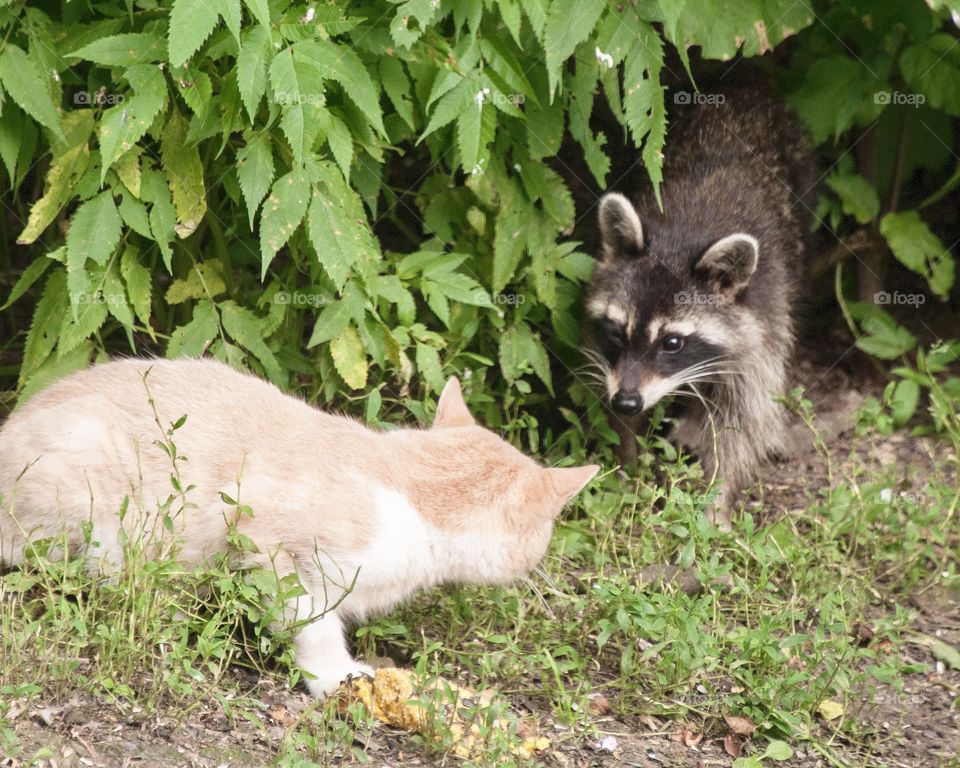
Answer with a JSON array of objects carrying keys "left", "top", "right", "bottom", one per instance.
[{"left": 585, "top": 89, "right": 814, "bottom": 525}]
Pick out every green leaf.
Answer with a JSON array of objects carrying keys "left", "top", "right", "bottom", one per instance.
[
  {"left": 168, "top": 0, "right": 222, "bottom": 68},
  {"left": 20, "top": 268, "right": 69, "bottom": 386},
  {"left": 166, "top": 262, "right": 227, "bottom": 304},
  {"left": 220, "top": 301, "right": 284, "bottom": 384},
  {"left": 306, "top": 282, "right": 364, "bottom": 347},
  {"left": 890, "top": 378, "right": 920, "bottom": 427},
  {"left": 790, "top": 57, "right": 874, "bottom": 144},
  {"left": 295, "top": 40, "right": 385, "bottom": 136},
  {"left": 120, "top": 246, "right": 153, "bottom": 333},
  {"left": 217, "top": 0, "right": 242, "bottom": 46},
  {"left": 237, "top": 132, "right": 275, "bottom": 229},
  {"left": 827, "top": 173, "right": 880, "bottom": 224},
  {"left": 307, "top": 162, "right": 380, "bottom": 290},
  {"left": 901, "top": 34, "right": 960, "bottom": 116},
  {"left": 544, "top": 0, "right": 606, "bottom": 96},
  {"left": 379, "top": 57, "right": 415, "bottom": 130},
  {"left": 58, "top": 276, "right": 109, "bottom": 356},
  {"left": 0, "top": 44, "right": 63, "bottom": 139},
  {"left": 415, "top": 342, "right": 444, "bottom": 391},
  {"left": 243, "top": 0, "right": 273, "bottom": 34},
  {"left": 456, "top": 100, "right": 496, "bottom": 174},
  {"left": 856, "top": 314, "right": 918, "bottom": 360},
  {"left": 326, "top": 114, "right": 353, "bottom": 183},
  {"left": 269, "top": 46, "right": 326, "bottom": 164},
  {"left": 99, "top": 64, "right": 166, "bottom": 181},
  {"left": 67, "top": 33, "right": 165, "bottom": 66},
  {"left": 493, "top": 178, "right": 527, "bottom": 292},
  {"left": 103, "top": 262, "right": 135, "bottom": 330},
  {"left": 880, "top": 211, "right": 955, "bottom": 298},
  {"left": 160, "top": 111, "right": 207, "bottom": 238},
  {"left": 67, "top": 191, "right": 122, "bottom": 271},
  {"left": 329, "top": 323, "right": 368, "bottom": 389},
  {"left": 762, "top": 741, "right": 793, "bottom": 761},
  {"left": 19, "top": 343, "right": 94, "bottom": 407},
  {"left": 237, "top": 26, "right": 272, "bottom": 120},
  {"left": 167, "top": 299, "right": 220, "bottom": 358},
  {"left": 141, "top": 167, "right": 177, "bottom": 272},
  {"left": 259, "top": 169, "right": 310, "bottom": 278},
  {"left": 390, "top": 0, "right": 438, "bottom": 48},
  {"left": 18, "top": 111, "right": 94, "bottom": 245},
  {"left": 1, "top": 257, "right": 52, "bottom": 311}
]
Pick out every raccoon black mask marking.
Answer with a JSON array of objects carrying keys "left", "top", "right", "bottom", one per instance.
[{"left": 584, "top": 88, "right": 814, "bottom": 526}]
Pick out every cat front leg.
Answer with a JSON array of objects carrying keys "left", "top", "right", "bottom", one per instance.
[{"left": 293, "top": 605, "right": 374, "bottom": 697}]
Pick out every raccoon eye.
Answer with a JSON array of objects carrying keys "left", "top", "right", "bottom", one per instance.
[
  {"left": 603, "top": 320, "right": 627, "bottom": 347},
  {"left": 662, "top": 335, "right": 684, "bottom": 353}
]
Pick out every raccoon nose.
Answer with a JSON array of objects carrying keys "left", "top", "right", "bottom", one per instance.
[{"left": 612, "top": 391, "right": 644, "bottom": 415}]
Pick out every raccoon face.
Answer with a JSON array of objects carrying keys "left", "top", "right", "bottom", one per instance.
[{"left": 587, "top": 193, "right": 760, "bottom": 415}]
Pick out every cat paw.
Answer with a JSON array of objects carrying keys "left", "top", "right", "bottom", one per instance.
[{"left": 304, "top": 662, "right": 375, "bottom": 698}]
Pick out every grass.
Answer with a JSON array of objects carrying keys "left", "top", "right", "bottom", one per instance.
[{"left": 0, "top": 385, "right": 958, "bottom": 767}]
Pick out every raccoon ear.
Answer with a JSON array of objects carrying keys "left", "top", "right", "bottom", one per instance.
[
  {"left": 598, "top": 193, "right": 644, "bottom": 259},
  {"left": 433, "top": 377, "right": 476, "bottom": 429},
  {"left": 695, "top": 233, "right": 759, "bottom": 296}
]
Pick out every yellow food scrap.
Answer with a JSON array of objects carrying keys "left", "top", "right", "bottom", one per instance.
[{"left": 337, "top": 667, "right": 549, "bottom": 760}]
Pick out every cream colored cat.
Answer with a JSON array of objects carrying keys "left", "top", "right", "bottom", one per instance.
[{"left": 0, "top": 359, "right": 597, "bottom": 696}]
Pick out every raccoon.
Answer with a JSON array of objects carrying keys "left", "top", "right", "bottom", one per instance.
[{"left": 585, "top": 88, "right": 814, "bottom": 526}]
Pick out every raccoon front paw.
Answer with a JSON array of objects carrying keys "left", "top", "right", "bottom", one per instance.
[{"left": 304, "top": 661, "right": 375, "bottom": 698}]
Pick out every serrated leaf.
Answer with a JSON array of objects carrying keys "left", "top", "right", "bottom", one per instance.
[
  {"left": 67, "top": 191, "right": 122, "bottom": 272},
  {"left": 114, "top": 152, "right": 142, "bottom": 197},
  {"left": 141, "top": 167, "right": 176, "bottom": 272},
  {"left": 19, "top": 343, "right": 94, "bottom": 407},
  {"left": 415, "top": 342, "right": 444, "bottom": 391},
  {"left": 856, "top": 314, "right": 918, "bottom": 360},
  {"left": 160, "top": 111, "right": 207, "bottom": 238},
  {"left": 103, "top": 262, "right": 135, "bottom": 330},
  {"left": 379, "top": 57, "right": 415, "bottom": 130},
  {"left": 0, "top": 106, "right": 23, "bottom": 183},
  {"left": 269, "top": 46, "right": 326, "bottom": 164},
  {"left": 544, "top": 0, "right": 606, "bottom": 97},
  {"left": 259, "top": 169, "right": 310, "bottom": 278},
  {"left": 59, "top": 280, "right": 109, "bottom": 356},
  {"left": 120, "top": 246, "right": 153, "bottom": 333},
  {"left": 457, "top": 100, "right": 496, "bottom": 174},
  {"left": 326, "top": 113, "right": 353, "bottom": 183},
  {"left": 389, "top": 0, "right": 438, "bottom": 48},
  {"left": 99, "top": 64, "right": 166, "bottom": 181},
  {"left": 1, "top": 257, "right": 52, "bottom": 311},
  {"left": 166, "top": 262, "right": 227, "bottom": 304},
  {"left": 493, "top": 179, "right": 527, "bottom": 292},
  {"left": 168, "top": 0, "right": 221, "bottom": 68},
  {"left": 167, "top": 299, "right": 220, "bottom": 358},
  {"left": 220, "top": 301, "right": 284, "bottom": 384},
  {"left": 880, "top": 211, "right": 955, "bottom": 298},
  {"left": 237, "top": 26, "right": 271, "bottom": 120},
  {"left": 422, "top": 79, "right": 473, "bottom": 139},
  {"left": 217, "top": 0, "right": 242, "bottom": 46},
  {"left": 243, "top": 0, "right": 273, "bottom": 34},
  {"left": 306, "top": 281, "right": 364, "bottom": 347},
  {"left": 237, "top": 132, "right": 275, "bottom": 229},
  {"left": 67, "top": 33, "right": 165, "bottom": 66},
  {"left": 0, "top": 44, "right": 63, "bottom": 139},
  {"left": 20, "top": 268, "right": 68, "bottom": 386},
  {"left": 330, "top": 323, "right": 368, "bottom": 389},
  {"left": 17, "top": 111, "right": 94, "bottom": 245},
  {"left": 295, "top": 40, "right": 384, "bottom": 136}
]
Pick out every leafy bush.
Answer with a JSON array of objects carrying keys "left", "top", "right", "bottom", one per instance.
[{"left": 0, "top": 0, "right": 957, "bottom": 433}]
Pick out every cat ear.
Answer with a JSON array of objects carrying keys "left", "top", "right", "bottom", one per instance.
[
  {"left": 433, "top": 377, "right": 475, "bottom": 429},
  {"left": 545, "top": 465, "right": 600, "bottom": 508}
]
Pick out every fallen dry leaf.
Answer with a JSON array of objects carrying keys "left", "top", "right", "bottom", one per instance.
[
  {"left": 724, "top": 733, "right": 744, "bottom": 757},
  {"left": 723, "top": 713, "right": 756, "bottom": 736},
  {"left": 817, "top": 699, "right": 844, "bottom": 721},
  {"left": 681, "top": 727, "right": 703, "bottom": 747},
  {"left": 338, "top": 667, "right": 549, "bottom": 761}
]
